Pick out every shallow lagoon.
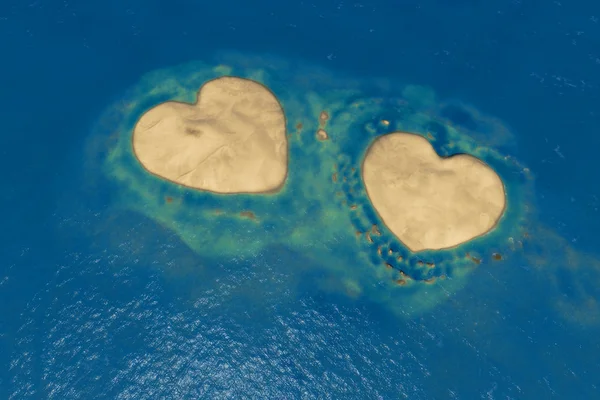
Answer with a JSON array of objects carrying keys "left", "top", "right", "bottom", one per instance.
[{"left": 91, "top": 54, "right": 535, "bottom": 314}]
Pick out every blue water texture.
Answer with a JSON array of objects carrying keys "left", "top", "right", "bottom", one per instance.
[{"left": 1, "top": 0, "right": 600, "bottom": 399}]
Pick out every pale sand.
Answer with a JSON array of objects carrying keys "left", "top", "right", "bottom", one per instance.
[
  {"left": 362, "top": 132, "right": 506, "bottom": 252},
  {"left": 132, "top": 76, "right": 288, "bottom": 193},
  {"left": 316, "top": 128, "right": 329, "bottom": 141}
]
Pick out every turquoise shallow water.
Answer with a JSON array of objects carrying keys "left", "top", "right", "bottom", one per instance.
[{"left": 2, "top": 0, "right": 600, "bottom": 399}]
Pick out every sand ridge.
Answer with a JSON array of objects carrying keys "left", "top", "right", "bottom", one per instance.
[
  {"left": 132, "top": 76, "right": 288, "bottom": 194},
  {"left": 362, "top": 132, "right": 506, "bottom": 252}
]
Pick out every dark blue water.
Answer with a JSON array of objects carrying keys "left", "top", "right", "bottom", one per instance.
[{"left": 2, "top": 0, "right": 600, "bottom": 398}]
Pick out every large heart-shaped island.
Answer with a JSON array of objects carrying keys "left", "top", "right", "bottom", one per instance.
[
  {"left": 133, "top": 76, "right": 288, "bottom": 194},
  {"left": 362, "top": 132, "right": 506, "bottom": 252}
]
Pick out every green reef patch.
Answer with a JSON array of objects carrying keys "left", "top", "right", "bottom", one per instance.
[{"left": 87, "top": 52, "right": 536, "bottom": 317}]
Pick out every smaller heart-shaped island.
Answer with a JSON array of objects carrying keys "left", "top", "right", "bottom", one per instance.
[
  {"left": 362, "top": 133, "right": 506, "bottom": 252},
  {"left": 132, "top": 77, "right": 288, "bottom": 194}
]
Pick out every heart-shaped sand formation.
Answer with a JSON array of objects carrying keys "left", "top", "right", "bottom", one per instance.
[
  {"left": 133, "top": 77, "right": 288, "bottom": 193},
  {"left": 362, "top": 133, "right": 506, "bottom": 252}
]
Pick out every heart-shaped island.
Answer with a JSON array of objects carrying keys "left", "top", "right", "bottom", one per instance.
[
  {"left": 362, "top": 132, "right": 506, "bottom": 252},
  {"left": 132, "top": 76, "right": 288, "bottom": 194}
]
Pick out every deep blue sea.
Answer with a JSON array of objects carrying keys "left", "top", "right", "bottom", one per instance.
[{"left": 2, "top": 0, "right": 600, "bottom": 399}]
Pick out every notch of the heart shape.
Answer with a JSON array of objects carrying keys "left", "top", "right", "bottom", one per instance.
[
  {"left": 132, "top": 76, "right": 288, "bottom": 194},
  {"left": 362, "top": 132, "right": 506, "bottom": 252}
]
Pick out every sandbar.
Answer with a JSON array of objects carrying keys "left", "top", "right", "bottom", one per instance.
[
  {"left": 362, "top": 132, "right": 506, "bottom": 252},
  {"left": 132, "top": 76, "right": 288, "bottom": 193}
]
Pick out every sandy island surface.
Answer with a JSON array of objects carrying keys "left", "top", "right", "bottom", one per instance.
[
  {"left": 362, "top": 132, "right": 506, "bottom": 252},
  {"left": 132, "top": 76, "right": 288, "bottom": 193}
]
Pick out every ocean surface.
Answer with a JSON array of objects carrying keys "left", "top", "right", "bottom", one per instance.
[{"left": 2, "top": 0, "right": 600, "bottom": 399}]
